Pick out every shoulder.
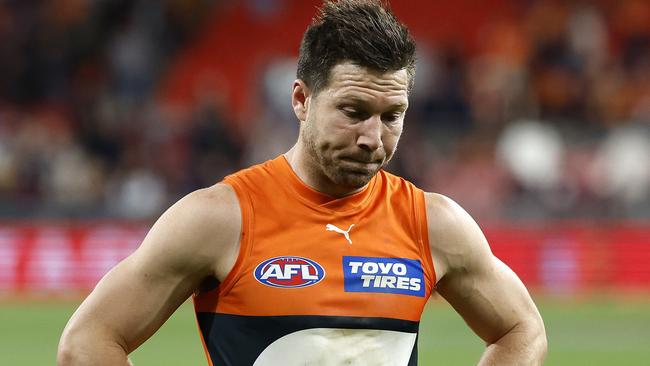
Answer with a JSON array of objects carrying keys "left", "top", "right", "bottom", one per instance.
[
  {"left": 179, "top": 183, "right": 241, "bottom": 219},
  {"left": 159, "top": 183, "right": 240, "bottom": 238},
  {"left": 137, "top": 183, "right": 241, "bottom": 279},
  {"left": 423, "top": 192, "right": 468, "bottom": 229},
  {"left": 423, "top": 192, "right": 492, "bottom": 281}
]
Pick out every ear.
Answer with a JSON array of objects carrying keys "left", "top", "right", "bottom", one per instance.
[{"left": 291, "top": 79, "right": 311, "bottom": 122}]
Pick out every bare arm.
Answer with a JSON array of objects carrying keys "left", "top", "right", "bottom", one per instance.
[
  {"left": 57, "top": 184, "right": 241, "bottom": 365},
  {"left": 425, "top": 193, "right": 547, "bottom": 365}
]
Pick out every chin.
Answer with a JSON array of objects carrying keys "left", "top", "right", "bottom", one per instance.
[
  {"left": 320, "top": 155, "right": 385, "bottom": 190},
  {"left": 332, "top": 169, "right": 376, "bottom": 189}
]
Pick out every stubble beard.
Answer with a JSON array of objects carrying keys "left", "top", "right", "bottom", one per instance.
[{"left": 301, "top": 127, "right": 393, "bottom": 190}]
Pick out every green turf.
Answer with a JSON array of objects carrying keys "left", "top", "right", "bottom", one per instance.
[
  {"left": 1, "top": 297, "right": 649, "bottom": 365},
  {"left": 419, "top": 298, "right": 650, "bottom": 365}
]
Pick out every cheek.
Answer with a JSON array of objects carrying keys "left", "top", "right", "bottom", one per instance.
[
  {"left": 323, "top": 119, "right": 355, "bottom": 146},
  {"left": 382, "top": 125, "right": 403, "bottom": 150}
]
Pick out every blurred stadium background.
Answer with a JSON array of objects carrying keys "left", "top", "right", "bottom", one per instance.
[{"left": 1, "top": 0, "right": 649, "bottom": 364}]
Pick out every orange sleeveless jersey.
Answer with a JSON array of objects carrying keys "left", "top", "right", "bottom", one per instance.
[{"left": 193, "top": 156, "right": 436, "bottom": 365}]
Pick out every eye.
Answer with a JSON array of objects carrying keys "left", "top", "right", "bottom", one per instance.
[
  {"left": 341, "top": 106, "right": 369, "bottom": 121},
  {"left": 381, "top": 111, "right": 403, "bottom": 124}
]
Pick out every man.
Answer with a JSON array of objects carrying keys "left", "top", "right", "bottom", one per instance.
[{"left": 58, "top": 1, "right": 546, "bottom": 365}]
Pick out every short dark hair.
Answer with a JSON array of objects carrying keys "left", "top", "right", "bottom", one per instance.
[{"left": 297, "top": 0, "right": 416, "bottom": 94}]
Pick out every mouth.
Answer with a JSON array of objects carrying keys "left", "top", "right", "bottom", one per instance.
[{"left": 339, "top": 157, "right": 381, "bottom": 171}]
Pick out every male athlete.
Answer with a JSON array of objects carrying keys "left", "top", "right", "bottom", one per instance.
[{"left": 58, "top": 1, "right": 547, "bottom": 365}]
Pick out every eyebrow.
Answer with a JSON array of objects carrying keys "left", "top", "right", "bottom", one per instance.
[{"left": 337, "top": 96, "right": 408, "bottom": 111}]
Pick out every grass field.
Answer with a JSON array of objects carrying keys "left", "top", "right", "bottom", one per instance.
[{"left": 1, "top": 297, "right": 649, "bottom": 365}]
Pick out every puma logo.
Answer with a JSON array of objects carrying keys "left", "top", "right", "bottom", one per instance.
[{"left": 325, "top": 224, "right": 355, "bottom": 244}]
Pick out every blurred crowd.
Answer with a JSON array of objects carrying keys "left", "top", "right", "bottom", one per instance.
[{"left": 0, "top": 0, "right": 649, "bottom": 220}]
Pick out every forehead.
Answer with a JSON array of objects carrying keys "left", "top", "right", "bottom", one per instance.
[{"left": 321, "top": 62, "right": 409, "bottom": 105}]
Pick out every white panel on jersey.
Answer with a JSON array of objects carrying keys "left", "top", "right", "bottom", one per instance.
[{"left": 253, "top": 328, "right": 417, "bottom": 366}]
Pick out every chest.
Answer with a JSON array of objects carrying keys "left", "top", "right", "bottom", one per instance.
[{"left": 216, "top": 210, "right": 431, "bottom": 321}]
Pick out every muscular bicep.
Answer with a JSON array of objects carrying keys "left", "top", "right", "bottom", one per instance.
[
  {"left": 436, "top": 254, "right": 539, "bottom": 344},
  {"left": 426, "top": 193, "right": 542, "bottom": 345},
  {"left": 61, "top": 185, "right": 241, "bottom": 356}
]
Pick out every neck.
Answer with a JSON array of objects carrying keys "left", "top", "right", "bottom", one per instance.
[{"left": 284, "top": 144, "right": 367, "bottom": 198}]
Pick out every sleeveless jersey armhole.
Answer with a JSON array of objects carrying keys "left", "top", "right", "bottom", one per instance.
[
  {"left": 217, "top": 178, "right": 254, "bottom": 296},
  {"left": 414, "top": 189, "right": 437, "bottom": 293}
]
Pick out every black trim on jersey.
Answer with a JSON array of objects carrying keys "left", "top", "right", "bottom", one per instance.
[{"left": 196, "top": 312, "right": 420, "bottom": 365}]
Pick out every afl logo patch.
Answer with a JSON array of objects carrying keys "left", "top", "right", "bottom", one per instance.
[{"left": 254, "top": 256, "right": 326, "bottom": 288}]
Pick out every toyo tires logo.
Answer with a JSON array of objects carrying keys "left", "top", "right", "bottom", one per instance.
[
  {"left": 254, "top": 256, "right": 326, "bottom": 288},
  {"left": 343, "top": 256, "right": 425, "bottom": 297}
]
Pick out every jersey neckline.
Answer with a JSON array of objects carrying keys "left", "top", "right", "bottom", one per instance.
[{"left": 276, "top": 155, "right": 380, "bottom": 215}]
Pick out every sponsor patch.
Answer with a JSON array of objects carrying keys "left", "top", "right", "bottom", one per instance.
[
  {"left": 343, "top": 256, "right": 425, "bottom": 297},
  {"left": 254, "top": 256, "right": 325, "bottom": 288}
]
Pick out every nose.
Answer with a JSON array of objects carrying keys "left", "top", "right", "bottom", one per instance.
[{"left": 356, "top": 116, "right": 383, "bottom": 152}]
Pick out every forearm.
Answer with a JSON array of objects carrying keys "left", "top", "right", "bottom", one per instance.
[{"left": 477, "top": 322, "right": 547, "bottom": 366}]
